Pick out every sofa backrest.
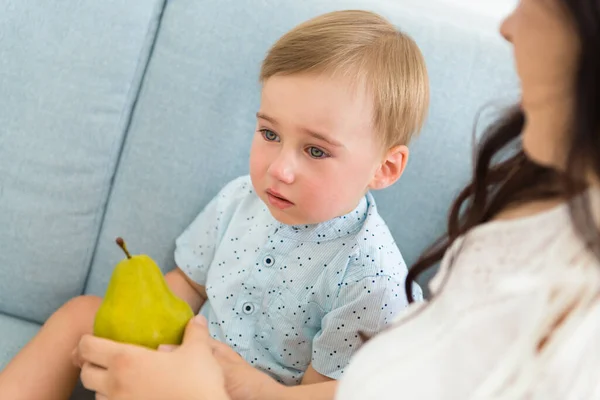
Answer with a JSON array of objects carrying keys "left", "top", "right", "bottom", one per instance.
[
  {"left": 0, "top": 0, "right": 165, "bottom": 322},
  {"left": 83, "top": 0, "right": 518, "bottom": 297},
  {"left": 0, "top": 1, "right": 519, "bottom": 320}
]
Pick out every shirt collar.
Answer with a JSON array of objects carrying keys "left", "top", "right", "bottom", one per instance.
[{"left": 275, "top": 194, "right": 371, "bottom": 242}]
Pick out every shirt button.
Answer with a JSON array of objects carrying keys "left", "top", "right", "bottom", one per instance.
[
  {"left": 262, "top": 255, "right": 275, "bottom": 267},
  {"left": 242, "top": 302, "right": 255, "bottom": 315}
]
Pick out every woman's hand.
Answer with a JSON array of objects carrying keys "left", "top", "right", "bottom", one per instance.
[{"left": 73, "top": 315, "right": 229, "bottom": 400}]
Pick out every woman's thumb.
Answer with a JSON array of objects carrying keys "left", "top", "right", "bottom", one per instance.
[{"left": 181, "top": 314, "right": 209, "bottom": 347}]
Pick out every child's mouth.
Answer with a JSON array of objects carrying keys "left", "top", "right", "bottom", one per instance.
[{"left": 266, "top": 190, "right": 294, "bottom": 210}]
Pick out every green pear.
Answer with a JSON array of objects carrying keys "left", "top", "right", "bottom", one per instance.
[{"left": 93, "top": 237, "right": 194, "bottom": 349}]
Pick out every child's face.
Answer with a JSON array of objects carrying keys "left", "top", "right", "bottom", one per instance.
[{"left": 250, "top": 73, "right": 387, "bottom": 226}]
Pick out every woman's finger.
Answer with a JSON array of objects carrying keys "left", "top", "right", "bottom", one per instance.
[
  {"left": 78, "top": 334, "right": 137, "bottom": 368},
  {"left": 180, "top": 315, "right": 211, "bottom": 351},
  {"left": 80, "top": 362, "right": 109, "bottom": 396},
  {"left": 157, "top": 344, "right": 178, "bottom": 352},
  {"left": 71, "top": 347, "right": 82, "bottom": 368}
]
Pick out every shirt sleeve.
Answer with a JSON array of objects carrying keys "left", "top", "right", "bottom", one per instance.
[
  {"left": 174, "top": 176, "right": 251, "bottom": 285},
  {"left": 311, "top": 274, "right": 407, "bottom": 379}
]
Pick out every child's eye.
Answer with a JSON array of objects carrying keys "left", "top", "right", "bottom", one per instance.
[
  {"left": 260, "top": 129, "right": 280, "bottom": 142},
  {"left": 307, "top": 147, "right": 329, "bottom": 159}
]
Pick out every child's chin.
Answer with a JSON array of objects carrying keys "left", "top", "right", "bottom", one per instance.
[
  {"left": 268, "top": 208, "right": 328, "bottom": 227},
  {"left": 269, "top": 209, "right": 300, "bottom": 226},
  {"left": 266, "top": 207, "right": 302, "bottom": 226}
]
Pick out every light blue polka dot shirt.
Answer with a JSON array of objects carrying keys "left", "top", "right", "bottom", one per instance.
[{"left": 175, "top": 175, "right": 420, "bottom": 385}]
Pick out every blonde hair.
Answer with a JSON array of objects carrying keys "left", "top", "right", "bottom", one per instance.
[{"left": 260, "top": 10, "right": 430, "bottom": 148}]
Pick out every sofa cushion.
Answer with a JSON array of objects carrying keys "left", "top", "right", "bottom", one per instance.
[
  {"left": 0, "top": 313, "right": 39, "bottom": 370},
  {"left": 85, "top": 0, "right": 518, "bottom": 296},
  {"left": 0, "top": 312, "right": 94, "bottom": 399},
  {"left": 0, "top": 0, "right": 166, "bottom": 322}
]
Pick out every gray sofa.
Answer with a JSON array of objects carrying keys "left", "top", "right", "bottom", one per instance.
[{"left": 0, "top": 0, "right": 516, "bottom": 397}]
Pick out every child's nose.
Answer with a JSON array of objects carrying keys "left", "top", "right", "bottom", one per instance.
[{"left": 268, "top": 153, "right": 295, "bottom": 184}]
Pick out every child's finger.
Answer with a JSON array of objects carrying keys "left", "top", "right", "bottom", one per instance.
[{"left": 211, "top": 340, "right": 241, "bottom": 362}]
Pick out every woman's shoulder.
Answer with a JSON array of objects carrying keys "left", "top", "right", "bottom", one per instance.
[
  {"left": 428, "top": 195, "right": 599, "bottom": 298},
  {"left": 453, "top": 198, "right": 586, "bottom": 270}
]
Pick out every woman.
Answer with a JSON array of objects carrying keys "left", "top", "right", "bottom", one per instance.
[{"left": 74, "top": 0, "right": 600, "bottom": 398}]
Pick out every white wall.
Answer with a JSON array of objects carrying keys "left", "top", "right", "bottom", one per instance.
[
  {"left": 436, "top": 0, "right": 517, "bottom": 21},
  {"left": 393, "top": 0, "right": 518, "bottom": 34}
]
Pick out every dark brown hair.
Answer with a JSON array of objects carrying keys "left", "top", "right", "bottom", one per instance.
[{"left": 405, "top": 0, "right": 600, "bottom": 302}]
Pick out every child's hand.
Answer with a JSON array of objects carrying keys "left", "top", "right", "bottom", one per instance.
[
  {"left": 210, "top": 339, "right": 280, "bottom": 400},
  {"left": 73, "top": 315, "right": 229, "bottom": 400}
]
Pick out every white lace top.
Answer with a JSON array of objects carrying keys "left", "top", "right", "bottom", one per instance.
[{"left": 337, "top": 200, "right": 600, "bottom": 399}]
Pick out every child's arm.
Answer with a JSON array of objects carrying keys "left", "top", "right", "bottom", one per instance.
[
  {"left": 211, "top": 337, "right": 338, "bottom": 400},
  {"left": 171, "top": 176, "right": 254, "bottom": 314},
  {"left": 262, "top": 381, "right": 338, "bottom": 400},
  {"left": 301, "top": 364, "right": 335, "bottom": 385},
  {"left": 165, "top": 266, "right": 208, "bottom": 314}
]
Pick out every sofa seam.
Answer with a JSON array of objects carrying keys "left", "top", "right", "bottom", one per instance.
[
  {"left": 0, "top": 310, "right": 43, "bottom": 327},
  {"left": 80, "top": 0, "right": 169, "bottom": 295}
]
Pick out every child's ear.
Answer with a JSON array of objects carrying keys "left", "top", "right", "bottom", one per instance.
[{"left": 368, "top": 145, "right": 409, "bottom": 190}]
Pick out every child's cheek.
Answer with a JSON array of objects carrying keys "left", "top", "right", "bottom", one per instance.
[
  {"left": 249, "top": 139, "right": 268, "bottom": 178},
  {"left": 304, "top": 180, "right": 338, "bottom": 220}
]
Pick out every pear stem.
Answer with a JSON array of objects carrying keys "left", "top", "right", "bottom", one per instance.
[{"left": 115, "top": 237, "right": 132, "bottom": 259}]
